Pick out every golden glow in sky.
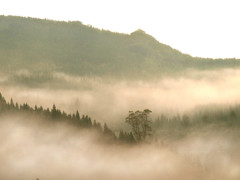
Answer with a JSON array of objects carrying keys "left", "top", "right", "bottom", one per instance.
[{"left": 1, "top": 0, "right": 240, "bottom": 58}]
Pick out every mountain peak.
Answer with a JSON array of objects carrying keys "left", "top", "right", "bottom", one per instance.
[
  {"left": 131, "top": 29, "right": 146, "bottom": 35},
  {"left": 0, "top": 15, "right": 239, "bottom": 78}
]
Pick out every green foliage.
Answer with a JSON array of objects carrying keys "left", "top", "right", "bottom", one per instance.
[
  {"left": 93, "top": 120, "right": 102, "bottom": 131},
  {"left": 0, "top": 15, "right": 240, "bottom": 81},
  {"left": 0, "top": 92, "right": 7, "bottom": 111},
  {"left": 2, "top": 91, "right": 240, "bottom": 145},
  {"left": 125, "top": 109, "right": 152, "bottom": 142},
  {"left": 0, "top": 92, "right": 117, "bottom": 142},
  {"left": 153, "top": 105, "right": 240, "bottom": 140},
  {"left": 103, "top": 123, "right": 116, "bottom": 140},
  {"left": 118, "top": 130, "right": 135, "bottom": 144}
]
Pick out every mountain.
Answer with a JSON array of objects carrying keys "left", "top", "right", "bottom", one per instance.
[{"left": 0, "top": 15, "right": 239, "bottom": 78}]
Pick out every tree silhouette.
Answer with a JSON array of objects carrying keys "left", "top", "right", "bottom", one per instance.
[{"left": 125, "top": 109, "right": 152, "bottom": 142}]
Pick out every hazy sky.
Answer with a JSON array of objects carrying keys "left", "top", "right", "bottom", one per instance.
[{"left": 1, "top": 0, "right": 240, "bottom": 58}]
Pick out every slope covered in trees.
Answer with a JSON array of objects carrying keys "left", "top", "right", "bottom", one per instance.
[
  {"left": 0, "top": 15, "right": 240, "bottom": 79},
  {"left": 1, "top": 91, "right": 240, "bottom": 145},
  {"left": 152, "top": 105, "right": 240, "bottom": 142},
  {"left": 0, "top": 92, "right": 135, "bottom": 144}
]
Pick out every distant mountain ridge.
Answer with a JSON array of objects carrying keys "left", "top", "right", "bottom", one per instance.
[{"left": 0, "top": 15, "right": 239, "bottom": 78}]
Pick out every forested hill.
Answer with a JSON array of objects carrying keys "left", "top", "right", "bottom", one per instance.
[{"left": 0, "top": 15, "right": 240, "bottom": 78}]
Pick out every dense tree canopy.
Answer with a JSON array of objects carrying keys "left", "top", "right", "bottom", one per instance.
[
  {"left": 0, "top": 15, "right": 240, "bottom": 81},
  {"left": 125, "top": 109, "right": 152, "bottom": 142},
  {"left": 0, "top": 92, "right": 136, "bottom": 144},
  {"left": 1, "top": 91, "right": 240, "bottom": 144}
]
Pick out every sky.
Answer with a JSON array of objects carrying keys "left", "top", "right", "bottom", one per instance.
[{"left": 1, "top": 0, "right": 240, "bottom": 58}]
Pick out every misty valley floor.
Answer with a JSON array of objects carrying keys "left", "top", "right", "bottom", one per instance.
[
  {"left": 1, "top": 113, "right": 240, "bottom": 180},
  {"left": 1, "top": 75, "right": 240, "bottom": 180}
]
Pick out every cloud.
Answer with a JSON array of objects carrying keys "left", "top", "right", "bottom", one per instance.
[
  {"left": 0, "top": 114, "right": 239, "bottom": 180},
  {"left": 1, "top": 68, "right": 240, "bottom": 125}
]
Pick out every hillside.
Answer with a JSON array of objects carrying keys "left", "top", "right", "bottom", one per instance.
[{"left": 0, "top": 15, "right": 240, "bottom": 78}]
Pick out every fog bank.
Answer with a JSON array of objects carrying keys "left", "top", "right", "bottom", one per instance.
[
  {"left": 0, "top": 115, "right": 240, "bottom": 180},
  {"left": 1, "top": 68, "right": 240, "bottom": 124}
]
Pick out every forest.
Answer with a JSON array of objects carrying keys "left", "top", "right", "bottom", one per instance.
[
  {"left": 0, "top": 15, "right": 240, "bottom": 81},
  {"left": 1, "top": 92, "right": 240, "bottom": 144},
  {"left": 1, "top": 15, "right": 240, "bottom": 180},
  {"left": 0, "top": 92, "right": 136, "bottom": 144}
]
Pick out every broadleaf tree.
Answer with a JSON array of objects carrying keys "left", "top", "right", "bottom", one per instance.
[{"left": 125, "top": 109, "right": 152, "bottom": 142}]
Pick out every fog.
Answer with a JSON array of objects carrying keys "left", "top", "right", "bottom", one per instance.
[
  {"left": 1, "top": 68, "right": 240, "bottom": 124},
  {"left": 0, "top": 114, "right": 240, "bottom": 180},
  {"left": 1, "top": 68, "right": 240, "bottom": 179}
]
